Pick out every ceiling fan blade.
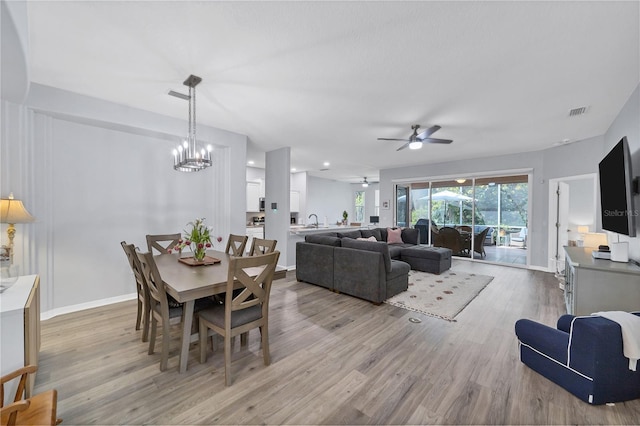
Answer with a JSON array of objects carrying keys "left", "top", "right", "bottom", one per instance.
[
  {"left": 416, "top": 125, "right": 441, "bottom": 140},
  {"left": 396, "top": 142, "right": 411, "bottom": 151},
  {"left": 423, "top": 137, "right": 453, "bottom": 144},
  {"left": 378, "top": 137, "right": 410, "bottom": 142}
]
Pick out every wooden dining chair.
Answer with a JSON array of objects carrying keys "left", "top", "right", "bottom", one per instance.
[
  {"left": 198, "top": 251, "right": 280, "bottom": 386},
  {"left": 121, "top": 241, "right": 151, "bottom": 342},
  {"left": 146, "top": 233, "right": 181, "bottom": 255},
  {"left": 248, "top": 238, "right": 277, "bottom": 256},
  {"left": 1, "top": 365, "right": 60, "bottom": 426},
  {"left": 225, "top": 234, "right": 248, "bottom": 257},
  {"left": 136, "top": 251, "right": 186, "bottom": 371}
]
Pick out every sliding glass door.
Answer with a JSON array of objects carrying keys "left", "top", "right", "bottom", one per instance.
[
  {"left": 395, "top": 174, "right": 529, "bottom": 265},
  {"left": 395, "top": 185, "right": 410, "bottom": 227}
]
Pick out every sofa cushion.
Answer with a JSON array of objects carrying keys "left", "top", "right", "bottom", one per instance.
[
  {"left": 387, "top": 227, "right": 404, "bottom": 244},
  {"left": 357, "top": 236, "right": 377, "bottom": 242},
  {"left": 341, "top": 238, "right": 391, "bottom": 273},
  {"left": 401, "top": 228, "right": 419, "bottom": 245},
  {"left": 388, "top": 245, "right": 403, "bottom": 259},
  {"left": 337, "top": 230, "right": 362, "bottom": 239},
  {"left": 305, "top": 234, "right": 342, "bottom": 246},
  {"left": 361, "top": 228, "right": 382, "bottom": 241}
]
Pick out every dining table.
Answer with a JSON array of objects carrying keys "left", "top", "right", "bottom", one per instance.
[{"left": 153, "top": 249, "right": 285, "bottom": 373}]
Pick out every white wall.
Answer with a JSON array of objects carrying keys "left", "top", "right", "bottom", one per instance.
[
  {"left": 567, "top": 178, "right": 596, "bottom": 237},
  {"left": 306, "top": 176, "right": 353, "bottom": 226},
  {"left": 380, "top": 134, "right": 610, "bottom": 269},
  {"left": 1, "top": 84, "right": 247, "bottom": 315},
  {"left": 350, "top": 182, "right": 379, "bottom": 223},
  {"left": 265, "top": 148, "right": 290, "bottom": 267},
  {"left": 603, "top": 83, "right": 640, "bottom": 260}
]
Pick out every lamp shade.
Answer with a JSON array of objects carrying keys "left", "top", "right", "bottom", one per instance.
[{"left": 1, "top": 198, "right": 35, "bottom": 224}]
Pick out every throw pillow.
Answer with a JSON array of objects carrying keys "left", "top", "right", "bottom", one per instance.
[
  {"left": 387, "top": 227, "right": 404, "bottom": 244},
  {"left": 361, "top": 228, "right": 382, "bottom": 241},
  {"left": 357, "top": 236, "right": 377, "bottom": 242}
]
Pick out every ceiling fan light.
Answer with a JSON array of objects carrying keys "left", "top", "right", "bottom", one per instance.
[
  {"left": 456, "top": 179, "right": 466, "bottom": 184},
  {"left": 409, "top": 141, "right": 423, "bottom": 150},
  {"left": 362, "top": 182, "right": 369, "bottom": 188}
]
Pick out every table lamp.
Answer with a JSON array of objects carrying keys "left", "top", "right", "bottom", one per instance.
[
  {"left": 576, "top": 226, "right": 589, "bottom": 246},
  {"left": 1, "top": 193, "right": 35, "bottom": 264}
]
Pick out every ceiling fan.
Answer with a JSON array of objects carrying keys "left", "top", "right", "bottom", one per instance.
[{"left": 378, "top": 124, "right": 453, "bottom": 151}]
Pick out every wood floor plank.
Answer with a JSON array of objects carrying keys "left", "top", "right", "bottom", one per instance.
[{"left": 32, "top": 261, "right": 640, "bottom": 425}]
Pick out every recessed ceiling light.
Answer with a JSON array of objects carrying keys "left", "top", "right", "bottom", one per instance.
[
  {"left": 323, "top": 162, "right": 330, "bottom": 167},
  {"left": 291, "top": 168, "right": 297, "bottom": 172},
  {"left": 247, "top": 160, "right": 255, "bottom": 165}
]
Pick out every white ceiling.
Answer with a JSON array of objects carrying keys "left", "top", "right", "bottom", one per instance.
[{"left": 26, "top": 1, "right": 639, "bottom": 183}]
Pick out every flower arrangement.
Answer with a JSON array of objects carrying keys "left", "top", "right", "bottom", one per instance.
[{"left": 171, "top": 218, "right": 213, "bottom": 261}]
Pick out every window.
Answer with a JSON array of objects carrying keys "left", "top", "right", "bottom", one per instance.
[{"left": 355, "top": 191, "right": 365, "bottom": 222}]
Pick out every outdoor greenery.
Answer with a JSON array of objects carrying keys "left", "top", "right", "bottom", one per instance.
[{"left": 407, "top": 182, "right": 528, "bottom": 229}]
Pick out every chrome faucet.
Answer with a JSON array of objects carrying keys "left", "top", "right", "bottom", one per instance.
[{"left": 308, "top": 213, "right": 318, "bottom": 227}]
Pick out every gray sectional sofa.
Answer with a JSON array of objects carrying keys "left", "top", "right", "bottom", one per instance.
[{"left": 296, "top": 227, "right": 451, "bottom": 304}]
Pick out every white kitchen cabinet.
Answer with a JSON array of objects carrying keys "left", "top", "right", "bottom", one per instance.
[
  {"left": 290, "top": 190, "right": 300, "bottom": 212},
  {"left": 245, "top": 227, "right": 264, "bottom": 254},
  {"left": 247, "top": 181, "right": 261, "bottom": 212}
]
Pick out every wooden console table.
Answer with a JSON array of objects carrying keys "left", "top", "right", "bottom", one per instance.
[{"left": 563, "top": 247, "right": 640, "bottom": 316}]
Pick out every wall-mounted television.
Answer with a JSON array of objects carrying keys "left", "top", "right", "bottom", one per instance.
[{"left": 598, "top": 136, "right": 637, "bottom": 237}]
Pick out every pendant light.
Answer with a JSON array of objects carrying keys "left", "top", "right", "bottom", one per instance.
[{"left": 171, "top": 75, "right": 212, "bottom": 172}]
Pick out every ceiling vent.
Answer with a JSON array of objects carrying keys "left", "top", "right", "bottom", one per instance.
[
  {"left": 569, "top": 106, "right": 589, "bottom": 117},
  {"left": 319, "top": 168, "right": 330, "bottom": 171}
]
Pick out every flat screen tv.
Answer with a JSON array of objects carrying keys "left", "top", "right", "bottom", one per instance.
[{"left": 598, "top": 137, "right": 637, "bottom": 237}]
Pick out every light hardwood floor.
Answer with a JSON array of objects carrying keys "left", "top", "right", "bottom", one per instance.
[{"left": 36, "top": 260, "right": 640, "bottom": 424}]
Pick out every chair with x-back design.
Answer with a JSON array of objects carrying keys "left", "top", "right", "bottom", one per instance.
[
  {"left": 248, "top": 238, "right": 277, "bottom": 256},
  {"left": 146, "top": 233, "right": 181, "bottom": 255},
  {"left": 225, "top": 234, "right": 248, "bottom": 257},
  {"left": 198, "top": 251, "right": 280, "bottom": 386}
]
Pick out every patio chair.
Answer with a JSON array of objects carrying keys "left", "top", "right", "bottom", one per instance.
[
  {"left": 473, "top": 228, "right": 490, "bottom": 258},
  {"left": 510, "top": 228, "right": 527, "bottom": 248},
  {"left": 433, "top": 226, "right": 465, "bottom": 255},
  {"left": 415, "top": 219, "right": 434, "bottom": 244}
]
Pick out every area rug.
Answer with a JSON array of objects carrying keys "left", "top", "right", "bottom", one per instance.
[{"left": 385, "top": 270, "right": 494, "bottom": 322}]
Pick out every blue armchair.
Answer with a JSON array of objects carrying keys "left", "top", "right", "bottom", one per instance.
[{"left": 515, "top": 313, "right": 640, "bottom": 405}]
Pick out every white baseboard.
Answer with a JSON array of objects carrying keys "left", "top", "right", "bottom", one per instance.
[{"left": 41, "top": 292, "right": 137, "bottom": 321}]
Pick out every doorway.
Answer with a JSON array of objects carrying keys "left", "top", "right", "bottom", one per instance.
[{"left": 547, "top": 174, "right": 598, "bottom": 272}]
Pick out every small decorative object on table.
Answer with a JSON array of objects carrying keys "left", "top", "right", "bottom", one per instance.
[
  {"left": 172, "top": 218, "right": 215, "bottom": 264},
  {"left": 342, "top": 210, "right": 348, "bottom": 225}
]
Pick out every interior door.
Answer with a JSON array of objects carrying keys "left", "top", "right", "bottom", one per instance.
[{"left": 395, "top": 185, "right": 410, "bottom": 227}]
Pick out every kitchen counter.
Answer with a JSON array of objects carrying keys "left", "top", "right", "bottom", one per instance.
[{"left": 289, "top": 225, "right": 366, "bottom": 235}]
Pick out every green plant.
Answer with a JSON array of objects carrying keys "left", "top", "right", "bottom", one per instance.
[
  {"left": 173, "top": 218, "right": 213, "bottom": 261},
  {"left": 342, "top": 210, "right": 348, "bottom": 220}
]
